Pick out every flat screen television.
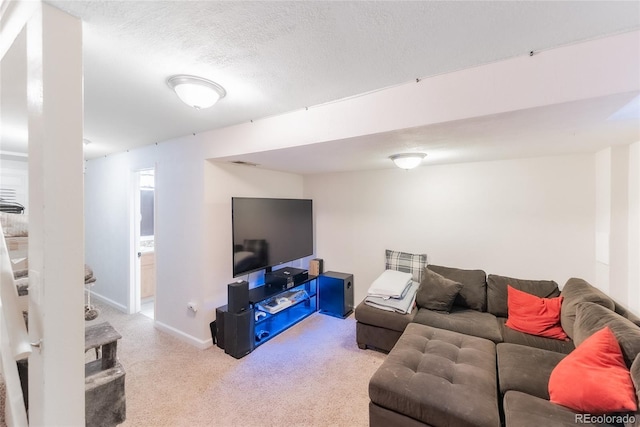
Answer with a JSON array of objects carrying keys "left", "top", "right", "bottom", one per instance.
[{"left": 232, "top": 197, "right": 313, "bottom": 277}]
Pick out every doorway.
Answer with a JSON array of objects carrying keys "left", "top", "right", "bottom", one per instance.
[{"left": 133, "top": 168, "right": 156, "bottom": 319}]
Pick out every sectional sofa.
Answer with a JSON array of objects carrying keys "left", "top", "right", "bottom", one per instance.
[{"left": 355, "top": 263, "right": 640, "bottom": 427}]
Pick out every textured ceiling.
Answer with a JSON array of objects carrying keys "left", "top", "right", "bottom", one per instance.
[{"left": 2, "top": 1, "right": 640, "bottom": 166}]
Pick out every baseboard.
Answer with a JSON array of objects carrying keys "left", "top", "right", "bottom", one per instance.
[
  {"left": 90, "top": 291, "right": 214, "bottom": 349},
  {"left": 154, "top": 320, "right": 213, "bottom": 350},
  {"left": 90, "top": 291, "right": 128, "bottom": 313}
]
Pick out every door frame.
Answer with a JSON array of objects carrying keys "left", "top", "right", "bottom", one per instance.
[
  {"left": 129, "top": 169, "right": 143, "bottom": 314},
  {"left": 130, "top": 166, "right": 157, "bottom": 314}
]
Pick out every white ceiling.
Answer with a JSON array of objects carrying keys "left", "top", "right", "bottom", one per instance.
[{"left": 2, "top": 1, "right": 640, "bottom": 171}]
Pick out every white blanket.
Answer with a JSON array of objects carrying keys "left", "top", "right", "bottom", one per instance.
[
  {"left": 367, "top": 269, "right": 413, "bottom": 299},
  {"left": 365, "top": 281, "right": 418, "bottom": 314}
]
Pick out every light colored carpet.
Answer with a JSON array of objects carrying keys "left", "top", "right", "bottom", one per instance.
[{"left": 1, "top": 302, "right": 385, "bottom": 426}]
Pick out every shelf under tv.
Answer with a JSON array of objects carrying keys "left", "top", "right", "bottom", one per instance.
[
  {"left": 250, "top": 277, "right": 318, "bottom": 347},
  {"left": 255, "top": 289, "right": 309, "bottom": 314}
]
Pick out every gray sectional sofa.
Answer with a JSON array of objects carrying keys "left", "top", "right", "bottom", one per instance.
[{"left": 355, "top": 265, "right": 640, "bottom": 427}]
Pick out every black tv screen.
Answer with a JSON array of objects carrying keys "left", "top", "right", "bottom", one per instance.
[{"left": 232, "top": 197, "right": 313, "bottom": 277}]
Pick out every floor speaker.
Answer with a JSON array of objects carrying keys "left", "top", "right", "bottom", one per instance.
[
  {"left": 319, "top": 271, "right": 354, "bottom": 318},
  {"left": 224, "top": 309, "right": 254, "bottom": 359},
  {"left": 228, "top": 280, "right": 249, "bottom": 313},
  {"left": 215, "top": 306, "right": 227, "bottom": 349}
]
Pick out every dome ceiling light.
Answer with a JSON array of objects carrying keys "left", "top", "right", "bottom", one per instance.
[
  {"left": 389, "top": 153, "right": 427, "bottom": 170},
  {"left": 167, "top": 75, "right": 226, "bottom": 110}
]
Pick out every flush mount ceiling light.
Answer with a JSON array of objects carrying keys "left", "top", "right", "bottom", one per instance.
[
  {"left": 167, "top": 75, "right": 226, "bottom": 110},
  {"left": 390, "top": 153, "right": 426, "bottom": 170}
]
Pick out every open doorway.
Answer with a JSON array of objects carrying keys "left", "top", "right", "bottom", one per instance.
[{"left": 133, "top": 168, "right": 156, "bottom": 319}]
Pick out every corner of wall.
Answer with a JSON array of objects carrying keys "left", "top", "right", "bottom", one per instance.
[{"left": 627, "top": 141, "right": 640, "bottom": 316}]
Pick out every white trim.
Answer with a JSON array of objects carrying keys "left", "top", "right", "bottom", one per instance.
[
  {"left": 0, "top": 151, "right": 28, "bottom": 160},
  {"left": 0, "top": 0, "right": 37, "bottom": 60},
  {"left": 89, "top": 291, "right": 128, "bottom": 314},
  {"left": 129, "top": 170, "right": 141, "bottom": 314},
  {"left": 25, "top": 3, "right": 85, "bottom": 424},
  {"left": 154, "top": 320, "right": 212, "bottom": 350},
  {"left": 90, "top": 292, "right": 214, "bottom": 349}
]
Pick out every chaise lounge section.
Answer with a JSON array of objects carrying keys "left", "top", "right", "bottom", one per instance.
[
  {"left": 357, "top": 262, "right": 640, "bottom": 427},
  {"left": 369, "top": 323, "right": 500, "bottom": 427}
]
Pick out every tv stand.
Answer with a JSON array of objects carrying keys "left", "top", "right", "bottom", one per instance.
[{"left": 249, "top": 275, "right": 318, "bottom": 347}]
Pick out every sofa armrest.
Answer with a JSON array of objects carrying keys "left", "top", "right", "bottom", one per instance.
[{"left": 354, "top": 300, "right": 416, "bottom": 332}]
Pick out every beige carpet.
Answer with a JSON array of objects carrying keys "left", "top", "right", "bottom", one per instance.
[{"left": 1, "top": 302, "right": 385, "bottom": 426}]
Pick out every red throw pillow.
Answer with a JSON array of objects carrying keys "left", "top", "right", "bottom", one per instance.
[
  {"left": 505, "top": 285, "right": 568, "bottom": 340},
  {"left": 549, "top": 326, "right": 638, "bottom": 414}
]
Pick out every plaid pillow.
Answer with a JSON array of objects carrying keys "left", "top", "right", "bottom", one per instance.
[{"left": 385, "top": 249, "right": 427, "bottom": 283}]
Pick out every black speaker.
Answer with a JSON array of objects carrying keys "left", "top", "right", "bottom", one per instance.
[
  {"left": 319, "top": 271, "right": 354, "bottom": 318},
  {"left": 224, "top": 309, "right": 254, "bottom": 359},
  {"left": 209, "top": 321, "right": 216, "bottom": 346},
  {"left": 215, "top": 305, "right": 227, "bottom": 349},
  {"left": 228, "top": 280, "right": 249, "bottom": 313}
]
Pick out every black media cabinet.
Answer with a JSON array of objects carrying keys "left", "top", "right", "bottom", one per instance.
[{"left": 215, "top": 272, "right": 354, "bottom": 356}]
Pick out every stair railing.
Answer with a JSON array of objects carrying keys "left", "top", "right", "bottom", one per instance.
[{"left": 0, "top": 225, "right": 31, "bottom": 426}]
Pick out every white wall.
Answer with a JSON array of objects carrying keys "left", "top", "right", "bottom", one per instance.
[
  {"left": 595, "top": 143, "right": 640, "bottom": 316},
  {"left": 85, "top": 149, "right": 153, "bottom": 311},
  {"left": 85, "top": 139, "right": 210, "bottom": 345},
  {"left": 595, "top": 148, "right": 612, "bottom": 292},
  {"left": 610, "top": 146, "right": 630, "bottom": 304},
  {"left": 629, "top": 142, "right": 640, "bottom": 316},
  {"left": 305, "top": 154, "right": 596, "bottom": 305},
  {"left": 201, "top": 162, "right": 306, "bottom": 339}
]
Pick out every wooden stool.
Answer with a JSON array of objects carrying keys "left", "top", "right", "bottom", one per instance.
[{"left": 85, "top": 321, "right": 122, "bottom": 371}]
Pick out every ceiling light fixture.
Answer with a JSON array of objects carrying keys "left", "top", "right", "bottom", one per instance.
[
  {"left": 167, "top": 75, "right": 226, "bottom": 110},
  {"left": 390, "top": 153, "right": 426, "bottom": 170}
]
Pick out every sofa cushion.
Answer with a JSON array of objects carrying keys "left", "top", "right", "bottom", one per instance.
[
  {"left": 549, "top": 326, "right": 638, "bottom": 414},
  {"left": 414, "top": 306, "right": 503, "bottom": 343},
  {"left": 505, "top": 286, "right": 568, "bottom": 340},
  {"left": 631, "top": 356, "right": 640, "bottom": 427},
  {"left": 497, "top": 318, "right": 575, "bottom": 354},
  {"left": 560, "top": 277, "right": 616, "bottom": 339},
  {"left": 369, "top": 323, "right": 500, "bottom": 427},
  {"left": 416, "top": 268, "right": 463, "bottom": 312},
  {"left": 503, "top": 391, "right": 620, "bottom": 427},
  {"left": 487, "top": 274, "right": 559, "bottom": 318},
  {"left": 385, "top": 249, "right": 427, "bottom": 283},
  {"left": 354, "top": 300, "right": 416, "bottom": 332},
  {"left": 574, "top": 302, "right": 640, "bottom": 368},
  {"left": 613, "top": 301, "right": 640, "bottom": 329},
  {"left": 497, "top": 343, "right": 566, "bottom": 400},
  {"left": 634, "top": 355, "right": 640, "bottom": 403},
  {"left": 427, "top": 264, "right": 487, "bottom": 312}
]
